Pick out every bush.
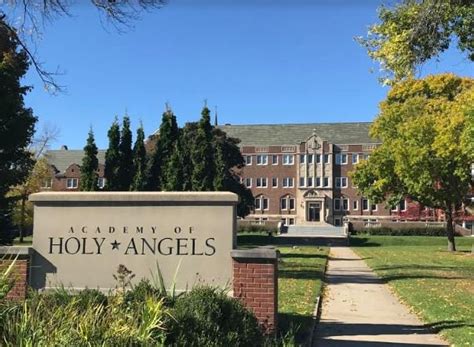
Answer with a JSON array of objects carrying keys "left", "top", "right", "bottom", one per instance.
[
  {"left": 123, "top": 278, "right": 166, "bottom": 306},
  {"left": 353, "top": 227, "right": 447, "bottom": 236},
  {"left": 166, "top": 286, "right": 263, "bottom": 347},
  {"left": 238, "top": 224, "right": 277, "bottom": 234}
]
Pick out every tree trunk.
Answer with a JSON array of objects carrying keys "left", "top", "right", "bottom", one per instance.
[
  {"left": 19, "top": 196, "right": 26, "bottom": 243},
  {"left": 446, "top": 209, "right": 456, "bottom": 252}
]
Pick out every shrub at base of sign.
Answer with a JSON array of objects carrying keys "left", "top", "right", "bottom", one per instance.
[{"left": 0, "top": 266, "right": 265, "bottom": 346}]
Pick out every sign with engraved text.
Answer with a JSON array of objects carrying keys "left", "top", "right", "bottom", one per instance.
[{"left": 29, "top": 192, "right": 238, "bottom": 291}]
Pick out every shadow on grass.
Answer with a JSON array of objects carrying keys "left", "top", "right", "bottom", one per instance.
[
  {"left": 349, "top": 237, "right": 382, "bottom": 247},
  {"left": 237, "top": 234, "right": 348, "bottom": 248},
  {"left": 282, "top": 252, "right": 327, "bottom": 259},
  {"left": 279, "top": 312, "right": 313, "bottom": 344},
  {"left": 279, "top": 269, "right": 325, "bottom": 280}
]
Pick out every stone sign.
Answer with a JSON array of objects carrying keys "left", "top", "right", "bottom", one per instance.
[{"left": 29, "top": 192, "right": 238, "bottom": 292}]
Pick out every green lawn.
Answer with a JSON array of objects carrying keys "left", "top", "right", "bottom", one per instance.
[
  {"left": 13, "top": 235, "right": 32, "bottom": 245},
  {"left": 237, "top": 233, "right": 329, "bottom": 343},
  {"left": 352, "top": 235, "right": 474, "bottom": 346}
]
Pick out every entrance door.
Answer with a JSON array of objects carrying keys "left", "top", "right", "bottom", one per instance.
[{"left": 308, "top": 202, "right": 321, "bottom": 222}]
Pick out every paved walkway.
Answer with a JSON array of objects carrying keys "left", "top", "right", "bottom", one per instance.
[{"left": 314, "top": 247, "right": 448, "bottom": 347}]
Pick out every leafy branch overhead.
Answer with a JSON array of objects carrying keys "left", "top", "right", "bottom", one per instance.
[
  {"left": 358, "top": 0, "right": 473, "bottom": 84},
  {"left": 0, "top": 0, "right": 166, "bottom": 92}
]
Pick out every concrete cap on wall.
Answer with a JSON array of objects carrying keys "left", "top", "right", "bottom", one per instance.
[{"left": 29, "top": 192, "right": 239, "bottom": 204}]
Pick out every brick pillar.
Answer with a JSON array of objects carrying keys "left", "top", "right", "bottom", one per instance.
[
  {"left": 231, "top": 248, "right": 279, "bottom": 334},
  {"left": 0, "top": 246, "right": 32, "bottom": 300}
]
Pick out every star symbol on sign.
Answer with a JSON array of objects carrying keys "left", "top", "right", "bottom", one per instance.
[{"left": 111, "top": 240, "right": 121, "bottom": 250}]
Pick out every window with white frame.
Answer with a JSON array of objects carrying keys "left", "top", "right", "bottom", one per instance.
[
  {"left": 399, "top": 199, "right": 407, "bottom": 211},
  {"left": 335, "top": 153, "right": 347, "bottom": 165},
  {"left": 316, "top": 154, "right": 321, "bottom": 163},
  {"left": 289, "top": 197, "right": 295, "bottom": 210},
  {"left": 262, "top": 197, "right": 269, "bottom": 210},
  {"left": 256, "top": 155, "right": 268, "bottom": 165},
  {"left": 245, "top": 177, "right": 252, "bottom": 188},
  {"left": 334, "top": 198, "right": 341, "bottom": 211},
  {"left": 97, "top": 177, "right": 106, "bottom": 189},
  {"left": 323, "top": 177, "right": 330, "bottom": 187},
  {"left": 283, "top": 177, "right": 294, "bottom": 188},
  {"left": 307, "top": 154, "right": 313, "bottom": 164},
  {"left": 272, "top": 155, "right": 278, "bottom": 165},
  {"left": 342, "top": 198, "right": 349, "bottom": 211},
  {"left": 271, "top": 177, "right": 278, "bottom": 188},
  {"left": 307, "top": 177, "right": 313, "bottom": 187},
  {"left": 353, "top": 200, "right": 359, "bottom": 210},
  {"left": 282, "top": 154, "right": 294, "bottom": 165},
  {"left": 323, "top": 154, "right": 330, "bottom": 164},
  {"left": 334, "top": 217, "right": 342, "bottom": 226},
  {"left": 280, "top": 197, "right": 287, "bottom": 210},
  {"left": 299, "top": 177, "right": 305, "bottom": 187},
  {"left": 300, "top": 154, "right": 305, "bottom": 164},
  {"left": 316, "top": 177, "right": 321, "bottom": 187},
  {"left": 256, "top": 177, "right": 267, "bottom": 188},
  {"left": 335, "top": 177, "right": 348, "bottom": 188},
  {"left": 371, "top": 203, "right": 377, "bottom": 211},
  {"left": 352, "top": 153, "right": 359, "bottom": 164},
  {"left": 41, "top": 178, "right": 53, "bottom": 189},
  {"left": 288, "top": 218, "right": 295, "bottom": 225},
  {"left": 362, "top": 198, "right": 369, "bottom": 211},
  {"left": 255, "top": 197, "right": 261, "bottom": 210},
  {"left": 67, "top": 178, "right": 78, "bottom": 189},
  {"left": 255, "top": 196, "right": 269, "bottom": 211},
  {"left": 245, "top": 155, "right": 252, "bottom": 165}
]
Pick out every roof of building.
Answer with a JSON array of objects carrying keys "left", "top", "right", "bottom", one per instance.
[
  {"left": 219, "top": 122, "right": 378, "bottom": 146},
  {"left": 45, "top": 150, "right": 106, "bottom": 173}
]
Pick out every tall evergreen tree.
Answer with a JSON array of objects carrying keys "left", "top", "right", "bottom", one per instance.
[
  {"left": 104, "top": 118, "right": 120, "bottom": 191},
  {"left": 146, "top": 108, "right": 179, "bottom": 190},
  {"left": 180, "top": 122, "right": 198, "bottom": 191},
  {"left": 191, "top": 106, "right": 214, "bottom": 191},
  {"left": 118, "top": 116, "right": 133, "bottom": 190},
  {"left": 0, "top": 22, "right": 37, "bottom": 244},
  {"left": 80, "top": 128, "right": 99, "bottom": 191},
  {"left": 131, "top": 123, "right": 147, "bottom": 191},
  {"left": 163, "top": 134, "right": 185, "bottom": 191}
]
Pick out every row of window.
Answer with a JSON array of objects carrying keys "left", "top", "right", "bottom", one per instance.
[
  {"left": 254, "top": 195, "right": 296, "bottom": 211},
  {"left": 244, "top": 176, "right": 351, "bottom": 189},
  {"left": 334, "top": 199, "right": 408, "bottom": 212},
  {"left": 42, "top": 178, "right": 106, "bottom": 189},
  {"left": 244, "top": 153, "right": 370, "bottom": 166}
]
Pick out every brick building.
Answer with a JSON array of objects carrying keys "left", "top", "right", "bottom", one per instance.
[{"left": 43, "top": 122, "right": 472, "bottom": 230}]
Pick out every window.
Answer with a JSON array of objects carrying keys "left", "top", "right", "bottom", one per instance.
[
  {"left": 299, "top": 177, "right": 305, "bottom": 187},
  {"left": 280, "top": 197, "right": 287, "bottom": 210},
  {"left": 245, "top": 178, "right": 252, "bottom": 188},
  {"left": 271, "top": 177, "right": 278, "bottom": 188},
  {"left": 97, "top": 177, "right": 106, "bottom": 189},
  {"left": 323, "top": 154, "right": 330, "bottom": 164},
  {"left": 255, "top": 196, "right": 269, "bottom": 211},
  {"left": 289, "top": 198, "right": 295, "bottom": 210},
  {"left": 323, "top": 177, "right": 330, "bottom": 187},
  {"left": 256, "top": 155, "right": 268, "bottom": 165},
  {"left": 262, "top": 197, "right": 269, "bottom": 210},
  {"left": 282, "top": 154, "right": 294, "bottom": 165},
  {"left": 334, "top": 198, "right": 341, "bottom": 211},
  {"left": 342, "top": 198, "right": 349, "bottom": 211},
  {"left": 300, "top": 154, "right": 305, "bottom": 164},
  {"left": 353, "top": 200, "right": 359, "bottom": 210},
  {"left": 362, "top": 199, "right": 369, "bottom": 211},
  {"left": 371, "top": 203, "right": 377, "bottom": 211},
  {"left": 352, "top": 153, "right": 359, "bottom": 164},
  {"left": 335, "top": 177, "right": 348, "bottom": 188},
  {"left": 41, "top": 178, "right": 53, "bottom": 189},
  {"left": 334, "top": 218, "right": 342, "bottom": 226},
  {"left": 255, "top": 197, "right": 261, "bottom": 210},
  {"left": 399, "top": 199, "right": 407, "bottom": 211},
  {"left": 307, "top": 177, "right": 313, "bottom": 187},
  {"left": 245, "top": 155, "right": 252, "bottom": 165},
  {"left": 283, "top": 177, "right": 294, "bottom": 188},
  {"left": 67, "top": 178, "right": 78, "bottom": 189},
  {"left": 307, "top": 154, "right": 313, "bottom": 164},
  {"left": 335, "top": 153, "right": 347, "bottom": 165},
  {"left": 256, "top": 177, "right": 267, "bottom": 188},
  {"left": 316, "top": 154, "right": 321, "bottom": 163},
  {"left": 272, "top": 155, "right": 278, "bottom": 165},
  {"left": 316, "top": 177, "right": 321, "bottom": 187},
  {"left": 288, "top": 218, "right": 295, "bottom": 225}
]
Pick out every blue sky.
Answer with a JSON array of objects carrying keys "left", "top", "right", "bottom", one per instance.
[{"left": 23, "top": 0, "right": 473, "bottom": 149}]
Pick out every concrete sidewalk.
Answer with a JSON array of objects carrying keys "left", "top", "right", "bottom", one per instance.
[{"left": 313, "top": 247, "right": 448, "bottom": 347}]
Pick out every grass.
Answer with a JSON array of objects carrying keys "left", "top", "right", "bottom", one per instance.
[
  {"left": 12, "top": 235, "right": 32, "bottom": 245},
  {"left": 351, "top": 235, "right": 474, "bottom": 346},
  {"left": 237, "top": 232, "right": 329, "bottom": 343}
]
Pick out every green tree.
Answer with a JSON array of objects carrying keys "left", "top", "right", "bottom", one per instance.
[
  {"left": 163, "top": 138, "right": 185, "bottom": 191},
  {"left": 351, "top": 74, "right": 474, "bottom": 251},
  {"left": 131, "top": 123, "right": 147, "bottom": 191},
  {"left": 105, "top": 118, "right": 121, "bottom": 191},
  {"left": 191, "top": 107, "right": 214, "bottom": 191},
  {"left": 80, "top": 128, "right": 99, "bottom": 191},
  {"left": 181, "top": 122, "right": 198, "bottom": 191},
  {"left": 359, "top": 0, "right": 473, "bottom": 84},
  {"left": 0, "top": 22, "right": 37, "bottom": 244},
  {"left": 146, "top": 109, "right": 179, "bottom": 190},
  {"left": 118, "top": 116, "right": 133, "bottom": 190}
]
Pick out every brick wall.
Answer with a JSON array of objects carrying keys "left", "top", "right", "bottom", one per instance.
[
  {"left": 231, "top": 248, "right": 279, "bottom": 334},
  {"left": 0, "top": 247, "right": 32, "bottom": 301}
]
